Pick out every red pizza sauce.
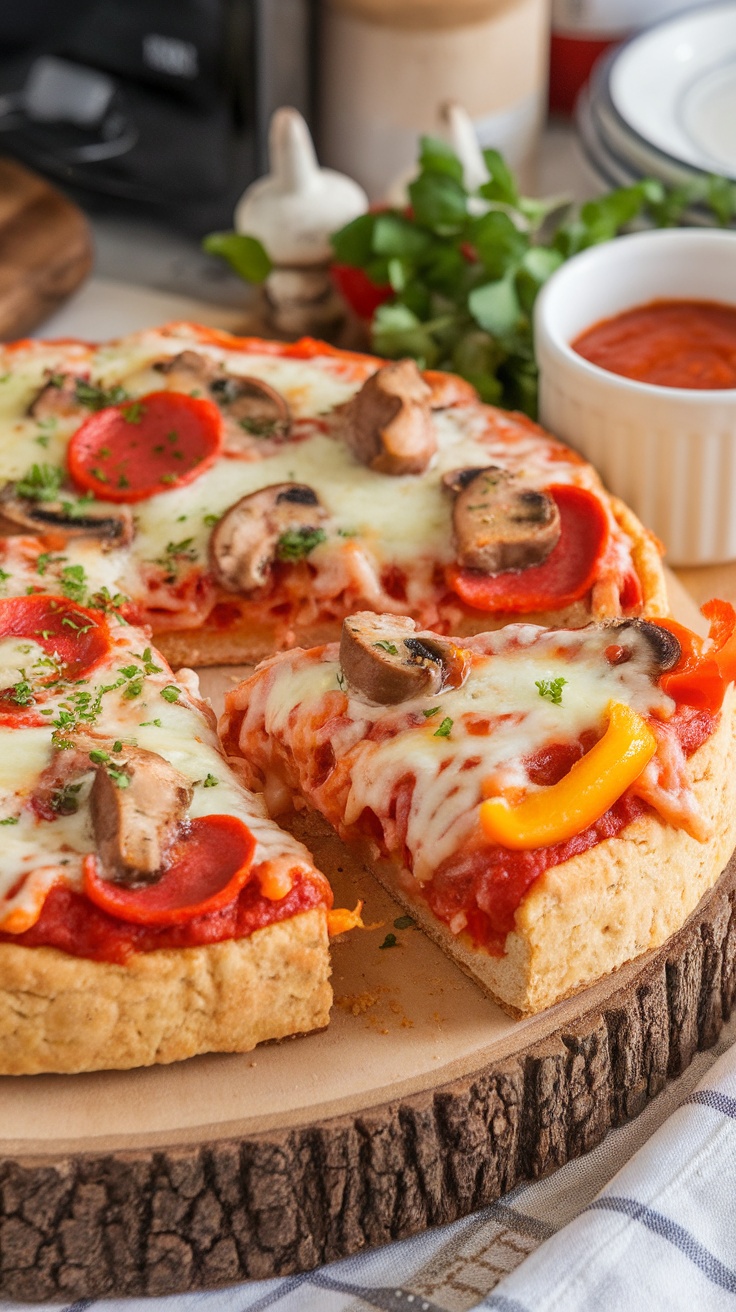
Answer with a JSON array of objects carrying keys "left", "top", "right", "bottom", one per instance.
[
  {"left": 572, "top": 299, "right": 736, "bottom": 389},
  {"left": 0, "top": 868, "right": 332, "bottom": 964}
]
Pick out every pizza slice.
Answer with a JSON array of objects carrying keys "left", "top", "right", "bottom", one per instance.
[
  {"left": 0, "top": 594, "right": 344, "bottom": 1075},
  {"left": 0, "top": 324, "right": 665, "bottom": 668},
  {"left": 221, "top": 604, "right": 736, "bottom": 1016}
]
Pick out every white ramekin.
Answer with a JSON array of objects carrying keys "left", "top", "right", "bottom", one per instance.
[{"left": 535, "top": 228, "right": 736, "bottom": 566}]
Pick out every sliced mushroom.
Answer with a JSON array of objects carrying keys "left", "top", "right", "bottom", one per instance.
[
  {"left": 27, "top": 372, "right": 84, "bottom": 420},
  {"left": 343, "top": 359, "right": 436, "bottom": 476},
  {"left": 155, "top": 351, "right": 291, "bottom": 444},
  {"left": 0, "top": 490, "right": 133, "bottom": 547},
  {"left": 448, "top": 467, "right": 561, "bottom": 573},
  {"left": 209, "top": 482, "right": 328, "bottom": 593},
  {"left": 599, "top": 619, "right": 681, "bottom": 673},
  {"left": 340, "top": 612, "right": 469, "bottom": 704},
  {"left": 89, "top": 746, "right": 193, "bottom": 886}
]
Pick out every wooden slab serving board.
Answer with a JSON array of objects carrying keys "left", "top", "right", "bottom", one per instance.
[
  {"left": 0, "top": 157, "right": 92, "bottom": 340},
  {"left": 0, "top": 573, "right": 732, "bottom": 1302}
]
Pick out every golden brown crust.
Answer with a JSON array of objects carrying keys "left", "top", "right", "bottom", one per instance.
[
  {"left": 0, "top": 910, "right": 331, "bottom": 1075},
  {"left": 609, "top": 494, "right": 668, "bottom": 618},
  {"left": 299, "top": 690, "right": 736, "bottom": 1019}
]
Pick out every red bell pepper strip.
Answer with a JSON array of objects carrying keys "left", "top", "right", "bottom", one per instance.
[
  {"left": 659, "top": 601, "right": 736, "bottom": 713},
  {"left": 447, "top": 483, "right": 610, "bottom": 614},
  {"left": 83, "top": 814, "right": 256, "bottom": 926}
]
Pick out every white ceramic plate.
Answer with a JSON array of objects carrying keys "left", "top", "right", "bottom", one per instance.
[{"left": 610, "top": 2, "right": 736, "bottom": 179}]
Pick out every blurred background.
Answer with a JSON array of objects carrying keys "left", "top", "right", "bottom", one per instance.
[{"left": 0, "top": 0, "right": 723, "bottom": 307}]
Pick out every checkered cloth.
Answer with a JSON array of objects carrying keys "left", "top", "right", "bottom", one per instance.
[{"left": 5, "top": 1013, "right": 736, "bottom": 1312}]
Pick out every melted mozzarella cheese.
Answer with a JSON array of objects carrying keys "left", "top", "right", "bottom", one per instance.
[
  {"left": 0, "top": 328, "right": 611, "bottom": 620},
  {"left": 0, "top": 618, "right": 316, "bottom": 930},
  {"left": 249, "top": 625, "right": 679, "bottom": 883}
]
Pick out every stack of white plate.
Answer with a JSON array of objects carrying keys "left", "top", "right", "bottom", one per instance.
[{"left": 577, "top": 1, "right": 736, "bottom": 221}]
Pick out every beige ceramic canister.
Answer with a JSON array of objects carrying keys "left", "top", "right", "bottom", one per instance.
[{"left": 319, "top": 0, "right": 550, "bottom": 199}]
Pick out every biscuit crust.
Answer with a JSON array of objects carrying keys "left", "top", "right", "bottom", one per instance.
[{"left": 0, "top": 909, "right": 331, "bottom": 1075}]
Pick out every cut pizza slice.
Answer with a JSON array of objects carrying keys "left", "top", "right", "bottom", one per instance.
[
  {"left": 0, "top": 595, "right": 341, "bottom": 1075},
  {"left": 0, "top": 324, "right": 665, "bottom": 668},
  {"left": 221, "top": 604, "right": 736, "bottom": 1016}
]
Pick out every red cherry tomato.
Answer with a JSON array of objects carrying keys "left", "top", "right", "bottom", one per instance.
[
  {"left": 331, "top": 264, "right": 392, "bottom": 320},
  {"left": 447, "top": 484, "right": 610, "bottom": 614},
  {"left": 67, "top": 391, "right": 223, "bottom": 503},
  {"left": 83, "top": 814, "right": 256, "bottom": 926}
]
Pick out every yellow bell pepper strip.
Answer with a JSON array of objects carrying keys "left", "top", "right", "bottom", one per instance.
[{"left": 479, "top": 702, "right": 657, "bottom": 851}]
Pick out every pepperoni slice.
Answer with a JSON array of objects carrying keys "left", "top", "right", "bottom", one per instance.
[
  {"left": 67, "top": 391, "right": 223, "bottom": 503},
  {"left": 82, "top": 814, "right": 256, "bottom": 926},
  {"left": 447, "top": 484, "right": 610, "bottom": 614}
]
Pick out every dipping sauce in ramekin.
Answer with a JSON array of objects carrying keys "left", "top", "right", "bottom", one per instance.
[{"left": 571, "top": 299, "right": 736, "bottom": 390}]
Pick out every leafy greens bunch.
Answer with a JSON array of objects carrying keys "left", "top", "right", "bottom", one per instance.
[{"left": 329, "top": 139, "right": 736, "bottom": 417}]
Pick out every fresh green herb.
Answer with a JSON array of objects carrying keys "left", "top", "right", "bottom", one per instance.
[
  {"left": 112, "top": 740, "right": 123, "bottom": 753},
  {"left": 59, "top": 491, "right": 95, "bottom": 520},
  {"left": 35, "top": 433, "right": 50, "bottom": 448},
  {"left": 373, "top": 640, "right": 398, "bottom": 655},
  {"left": 106, "top": 766, "right": 130, "bottom": 788},
  {"left": 202, "top": 773, "right": 219, "bottom": 788},
  {"left": 160, "top": 685, "right": 180, "bottom": 703},
  {"left": 0, "top": 816, "right": 18, "bottom": 825},
  {"left": 535, "top": 676, "right": 567, "bottom": 705},
  {"left": 74, "top": 379, "right": 128, "bottom": 411},
  {"left": 394, "top": 915, "right": 415, "bottom": 929},
  {"left": 90, "top": 466, "right": 108, "bottom": 483},
  {"left": 117, "top": 473, "right": 130, "bottom": 489},
  {"left": 160, "top": 473, "right": 177, "bottom": 485},
  {"left": 321, "top": 139, "right": 736, "bottom": 417},
  {"left": 275, "top": 527, "right": 327, "bottom": 561},
  {"left": 137, "top": 647, "right": 162, "bottom": 675},
  {"left": 239, "top": 416, "right": 277, "bottom": 437},
  {"left": 379, "top": 933, "right": 398, "bottom": 949},
  {"left": 202, "top": 231, "right": 273, "bottom": 283},
  {"left": 15, "top": 463, "right": 63, "bottom": 502},
  {"left": 50, "top": 781, "right": 84, "bottom": 814},
  {"left": 89, "top": 749, "right": 109, "bottom": 764},
  {"left": 140, "top": 718, "right": 162, "bottom": 728},
  {"left": 10, "top": 675, "right": 34, "bottom": 707},
  {"left": 433, "top": 716, "right": 453, "bottom": 738},
  {"left": 60, "top": 564, "right": 87, "bottom": 604},
  {"left": 121, "top": 401, "right": 145, "bottom": 424},
  {"left": 36, "top": 551, "right": 57, "bottom": 576},
  {"left": 203, "top": 512, "right": 219, "bottom": 527},
  {"left": 422, "top": 706, "right": 441, "bottom": 718}
]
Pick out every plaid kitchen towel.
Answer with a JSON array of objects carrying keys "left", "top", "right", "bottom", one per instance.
[{"left": 4, "top": 1013, "right": 736, "bottom": 1312}]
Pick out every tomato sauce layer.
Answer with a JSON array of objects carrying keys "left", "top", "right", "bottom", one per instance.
[
  {"left": 418, "top": 707, "right": 715, "bottom": 956},
  {"left": 572, "top": 299, "right": 736, "bottom": 390},
  {"left": 1, "top": 868, "right": 331, "bottom": 964}
]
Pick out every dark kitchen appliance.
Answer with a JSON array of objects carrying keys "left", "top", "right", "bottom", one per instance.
[{"left": 0, "top": 0, "right": 316, "bottom": 232}]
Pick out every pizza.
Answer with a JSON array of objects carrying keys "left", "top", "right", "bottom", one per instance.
[
  {"left": 0, "top": 594, "right": 350, "bottom": 1075},
  {"left": 0, "top": 323, "right": 666, "bottom": 670},
  {"left": 221, "top": 604, "right": 736, "bottom": 1016}
]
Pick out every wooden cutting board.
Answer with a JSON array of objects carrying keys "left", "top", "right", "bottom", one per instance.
[
  {"left": 1, "top": 572, "right": 732, "bottom": 1301},
  {"left": 0, "top": 157, "right": 92, "bottom": 340}
]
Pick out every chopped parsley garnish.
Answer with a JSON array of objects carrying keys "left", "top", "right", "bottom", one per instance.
[
  {"left": 140, "top": 718, "right": 162, "bottom": 727},
  {"left": 433, "top": 716, "right": 453, "bottom": 738},
  {"left": 422, "top": 706, "right": 441, "bottom": 717},
  {"left": 535, "top": 676, "right": 567, "bottom": 705},
  {"left": 60, "top": 564, "right": 87, "bottom": 604},
  {"left": 50, "top": 781, "right": 84, "bottom": 814},
  {"left": 122, "top": 401, "right": 145, "bottom": 424},
  {"left": 202, "top": 513, "right": 219, "bottom": 527},
  {"left": 275, "top": 527, "right": 327, "bottom": 561},
  {"left": 15, "top": 463, "right": 63, "bottom": 502},
  {"left": 160, "top": 473, "right": 177, "bottom": 485},
  {"left": 35, "top": 433, "right": 50, "bottom": 448},
  {"left": 373, "top": 640, "right": 398, "bottom": 655},
  {"left": 0, "top": 816, "right": 18, "bottom": 825},
  {"left": 106, "top": 766, "right": 130, "bottom": 788},
  {"left": 75, "top": 379, "right": 128, "bottom": 411},
  {"left": 202, "top": 773, "right": 219, "bottom": 787},
  {"left": 160, "top": 685, "right": 180, "bottom": 703},
  {"left": 89, "top": 749, "right": 109, "bottom": 764},
  {"left": 59, "top": 491, "right": 95, "bottom": 520},
  {"left": 10, "top": 675, "right": 34, "bottom": 707},
  {"left": 379, "top": 933, "right": 398, "bottom": 949}
]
